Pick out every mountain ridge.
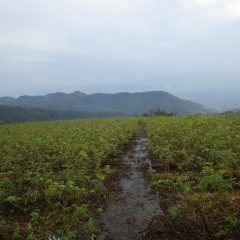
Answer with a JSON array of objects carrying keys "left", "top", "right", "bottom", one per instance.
[{"left": 0, "top": 90, "right": 208, "bottom": 115}]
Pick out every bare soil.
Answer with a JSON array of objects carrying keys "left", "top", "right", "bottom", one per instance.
[{"left": 97, "top": 129, "right": 164, "bottom": 240}]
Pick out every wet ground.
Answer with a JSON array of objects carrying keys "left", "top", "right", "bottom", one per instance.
[{"left": 97, "top": 137, "right": 164, "bottom": 240}]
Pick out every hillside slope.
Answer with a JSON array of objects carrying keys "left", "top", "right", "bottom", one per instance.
[{"left": 0, "top": 105, "right": 123, "bottom": 123}]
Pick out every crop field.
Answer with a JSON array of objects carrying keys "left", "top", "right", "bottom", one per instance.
[
  {"left": 0, "top": 118, "right": 138, "bottom": 239},
  {"left": 145, "top": 114, "right": 240, "bottom": 239},
  {"left": 0, "top": 114, "right": 240, "bottom": 240}
]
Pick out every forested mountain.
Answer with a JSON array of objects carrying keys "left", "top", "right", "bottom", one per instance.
[
  {"left": 0, "top": 91, "right": 208, "bottom": 115},
  {"left": 0, "top": 105, "right": 123, "bottom": 123}
]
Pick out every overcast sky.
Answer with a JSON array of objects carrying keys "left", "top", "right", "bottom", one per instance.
[{"left": 0, "top": 0, "right": 240, "bottom": 98}]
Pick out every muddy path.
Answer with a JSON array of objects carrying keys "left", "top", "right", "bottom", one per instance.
[{"left": 97, "top": 129, "right": 164, "bottom": 240}]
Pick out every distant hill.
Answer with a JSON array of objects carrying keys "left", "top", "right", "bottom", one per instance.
[
  {"left": 0, "top": 91, "right": 208, "bottom": 116},
  {"left": 224, "top": 108, "right": 240, "bottom": 114},
  {"left": 0, "top": 105, "right": 123, "bottom": 123},
  {"left": 233, "top": 108, "right": 240, "bottom": 113}
]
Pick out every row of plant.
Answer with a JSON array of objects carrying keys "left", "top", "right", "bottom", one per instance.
[
  {"left": 0, "top": 118, "right": 138, "bottom": 240},
  {"left": 145, "top": 114, "right": 240, "bottom": 239}
]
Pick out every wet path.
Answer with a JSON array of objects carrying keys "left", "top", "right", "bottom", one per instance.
[{"left": 97, "top": 136, "right": 164, "bottom": 240}]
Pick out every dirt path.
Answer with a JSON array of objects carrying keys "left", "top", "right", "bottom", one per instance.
[{"left": 97, "top": 132, "right": 164, "bottom": 240}]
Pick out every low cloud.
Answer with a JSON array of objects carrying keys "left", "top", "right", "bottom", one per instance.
[{"left": 0, "top": 0, "right": 239, "bottom": 97}]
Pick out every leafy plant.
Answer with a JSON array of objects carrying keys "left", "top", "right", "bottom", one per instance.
[
  {"left": 145, "top": 114, "right": 240, "bottom": 238},
  {"left": 0, "top": 118, "right": 139, "bottom": 239},
  {"left": 168, "top": 206, "right": 182, "bottom": 219}
]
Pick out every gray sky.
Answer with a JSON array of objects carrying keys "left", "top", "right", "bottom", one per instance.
[{"left": 0, "top": 0, "right": 240, "bottom": 98}]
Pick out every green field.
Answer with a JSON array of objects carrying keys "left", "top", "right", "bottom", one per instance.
[
  {"left": 0, "top": 114, "right": 239, "bottom": 239},
  {"left": 145, "top": 114, "right": 240, "bottom": 238},
  {"left": 0, "top": 118, "right": 138, "bottom": 239}
]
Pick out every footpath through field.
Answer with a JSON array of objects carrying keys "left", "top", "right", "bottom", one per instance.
[{"left": 97, "top": 127, "right": 164, "bottom": 240}]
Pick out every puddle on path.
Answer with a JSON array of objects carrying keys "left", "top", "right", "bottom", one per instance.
[{"left": 97, "top": 137, "right": 164, "bottom": 240}]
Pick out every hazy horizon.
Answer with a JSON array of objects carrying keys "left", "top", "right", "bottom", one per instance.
[{"left": 1, "top": 0, "right": 240, "bottom": 104}]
